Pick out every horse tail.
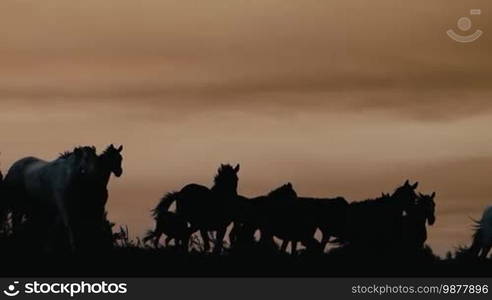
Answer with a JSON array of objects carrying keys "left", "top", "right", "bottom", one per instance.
[
  {"left": 152, "top": 192, "right": 180, "bottom": 220},
  {"left": 468, "top": 216, "right": 483, "bottom": 257}
]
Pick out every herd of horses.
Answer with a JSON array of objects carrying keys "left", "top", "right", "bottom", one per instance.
[
  {"left": 0, "top": 145, "right": 491, "bottom": 260},
  {"left": 145, "top": 164, "right": 437, "bottom": 255}
]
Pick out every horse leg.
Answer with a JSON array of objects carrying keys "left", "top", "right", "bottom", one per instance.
[
  {"left": 153, "top": 230, "right": 163, "bottom": 248},
  {"left": 320, "top": 229, "right": 330, "bottom": 252},
  {"left": 181, "top": 234, "right": 190, "bottom": 251},
  {"left": 200, "top": 229, "right": 210, "bottom": 252},
  {"left": 480, "top": 245, "right": 491, "bottom": 260},
  {"left": 291, "top": 241, "right": 298, "bottom": 256},
  {"left": 214, "top": 227, "right": 227, "bottom": 254},
  {"left": 280, "top": 240, "right": 289, "bottom": 253},
  {"left": 53, "top": 193, "right": 75, "bottom": 252},
  {"left": 11, "top": 211, "right": 24, "bottom": 235},
  {"left": 229, "top": 223, "right": 239, "bottom": 247}
]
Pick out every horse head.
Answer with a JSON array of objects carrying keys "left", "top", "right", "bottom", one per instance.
[
  {"left": 101, "top": 144, "right": 124, "bottom": 177},
  {"left": 417, "top": 192, "right": 436, "bottom": 226},
  {"left": 72, "top": 146, "right": 99, "bottom": 178},
  {"left": 391, "top": 179, "right": 419, "bottom": 209},
  {"left": 213, "top": 164, "right": 240, "bottom": 196}
]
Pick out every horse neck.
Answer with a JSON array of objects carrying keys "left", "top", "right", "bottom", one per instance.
[
  {"left": 98, "top": 171, "right": 111, "bottom": 187},
  {"left": 211, "top": 183, "right": 236, "bottom": 197},
  {"left": 406, "top": 207, "right": 428, "bottom": 226},
  {"left": 98, "top": 157, "right": 113, "bottom": 186}
]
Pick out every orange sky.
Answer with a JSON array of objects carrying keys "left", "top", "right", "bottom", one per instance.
[{"left": 0, "top": 0, "right": 491, "bottom": 255}]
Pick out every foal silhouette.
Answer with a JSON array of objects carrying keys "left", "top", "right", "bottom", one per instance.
[{"left": 144, "top": 210, "right": 193, "bottom": 249}]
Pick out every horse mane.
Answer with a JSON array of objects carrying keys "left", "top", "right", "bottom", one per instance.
[
  {"left": 59, "top": 146, "right": 97, "bottom": 159},
  {"left": 267, "top": 183, "right": 296, "bottom": 198},
  {"left": 59, "top": 151, "right": 73, "bottom": 159},
  {"left": 352, "top": 194, "right": 392, "bottom": 207},
  {"left": 101, "top": 144, "right": 118, "bottom": 157}
]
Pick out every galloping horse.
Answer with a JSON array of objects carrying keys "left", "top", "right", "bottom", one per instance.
[
  {"left": 292, "top": 196, "right": 349, "bottom": 251},
  {"left": 3, "top": 146, "right": 98, "bottom": 252},
  {"left": 469, "top": 206, "right": 492, "bottom": 259},
  {"left": 229, "top": 183, "right": 298, "bottom": 249},
  {"left": 231, "top": 183, "right": 322, "bottom": 254},
  {"left": 153, "top": 164, "right": 240, "bottom": 253},
  {"left": 69, "top": 144, "right": 124, "bottom": 250},
  {"left": 401, "top": 192, "right": 436, "bottom": 250},
  {"left": 344, "top": 180, "right": 419, "bottom": 249}
]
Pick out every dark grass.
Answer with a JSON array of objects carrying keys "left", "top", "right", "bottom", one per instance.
[{"left": 1, "top": 243, "right": 491, "bottom": 278}]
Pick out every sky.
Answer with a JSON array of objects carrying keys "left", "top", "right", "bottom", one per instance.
[{"left": 0, "top": 0, "right": 491, "bottom": 256}]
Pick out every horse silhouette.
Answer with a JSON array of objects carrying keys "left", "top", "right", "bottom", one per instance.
[
  {"left": 69, "top": 144, "right": 124, "bottom": 251},
  {"left": 153, "top": 164, "right": 240, "bottom": 253},
  {"left": 401, "top": 192, "right": 436, "bottom": 250},
  {"left": 343, "top": 180, "right": 419, "bottom": 249},
  {"left": 230, "top": 183, "right": 322, "bottom": 254},
  {"left": 292, "top": 196, "right": 349, "bottom": 251},
  {"left": 144, "top": 210, "right": 193, "bottom": 249},
  {"left": 469, "top": 206, "right": 492, "bottom": 259},
  {"left": 230, "top": 183, "right": 297, "bottom": 249},
  {"left": 2, "top": 146, "right": 99, "bottom": 252}
]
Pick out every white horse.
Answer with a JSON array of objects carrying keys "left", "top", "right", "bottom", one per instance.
[
  {"left": 470, "top": 206, "right": 492, "bottom": 259},
  {"left": 3, "top": 146, "right": 98, "bottom": 252}
]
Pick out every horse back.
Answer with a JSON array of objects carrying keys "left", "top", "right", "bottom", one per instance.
[
  {"left": 180, "top": 183, "right": 210, "bottom": 195},
  {"left": 4, "top": 157, "right": 46, "bottom": 186}
]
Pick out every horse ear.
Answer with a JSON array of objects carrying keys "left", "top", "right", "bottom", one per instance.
[
  {"left": 117, "top": 145, "right": 123, "bottom": 152},
  {"left": 431, "top": 192, "right": 436, "bottom": 199},
  {"left": 412, "top": 182, "right": 419, "bottom": 189},
  {"left": 418, "top": 192, "right": 424, "bottom": 198},
  {"left": 234, "top": 164, "right": 240, "bottom": 173},
  {"left": 405, "top": 179, "right": 410, "bottom": 186},
  {"left": 287, "top": 182, "right": 292, "bottom": 188}
]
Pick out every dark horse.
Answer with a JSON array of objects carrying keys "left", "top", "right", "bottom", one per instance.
[
  {"left": 2, "top": 146, "right": 99, "bottom": 252},
  {"left": 229, "top": 183, "right": 298, "bottom": 249},
  {"left": 153, "top": 164, "right": 240, "bottom": 253},
  {"left": 401, "top": 192, "right": 436, "bottom": 251},
  {"left": 343, "top": 180, "right": 419, "bottom": 249},
  {"left": 283, "top": 196, "right": 349, "bottom": 252},
  {"left": 144, "top": 210, "right": 193, "bottom": 249},
  {"left": 230, "top": 183, "right": 322, "bottom": 254},
  {"left": 69, "top": 144, "right": 124, "bottom": 251}
]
